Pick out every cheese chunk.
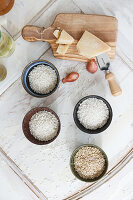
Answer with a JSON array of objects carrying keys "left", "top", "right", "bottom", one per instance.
[
  {"left": 56, "top": 30, "right": 74, "bottom": 44},
  {"left": 56, "top": 44, "right": 69, "bottom": 55},
  {"left": 77, "top": 31, "right": 111, "bottom": 59},
  {"left": 53, "top": 30, "right": 60, "bottom": 38}
]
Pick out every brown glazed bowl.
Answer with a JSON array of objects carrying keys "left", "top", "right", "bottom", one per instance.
[{"left": 22, "top": 107, "right": 61, "bottom": 145}]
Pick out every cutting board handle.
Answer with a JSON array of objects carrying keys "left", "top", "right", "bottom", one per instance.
[
  {"left": 105, "top": 72, "right": 122, "bottom": 96},
  {"left": 22, "top": 25, "right": 55, "bottom": 42}
]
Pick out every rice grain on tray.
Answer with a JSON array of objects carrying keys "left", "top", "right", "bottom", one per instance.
[
  {"left": 29, "top": 111, "right": 59, "bottom": 141},
  {"left": 77, "top": 98, "right": 109, "bottom": 130},
  {"left": 74, "top": 146, "right": 105, "bottom": 179},
  {"left": 28, "top": 65, "right": 57, "bottom": 94}
]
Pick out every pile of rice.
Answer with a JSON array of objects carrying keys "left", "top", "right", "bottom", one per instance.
[
  {"left": 77, "top": 98, "right": 109, "bottom": 130},
  {"left": 74, "top": 146, "right": 105, "bottom": 179},
  {"left": 29, "top": 111, "right": 59, "bottom": 141},
  {"left": 28, "top": 65, "right": 57, "bottom": 94}
]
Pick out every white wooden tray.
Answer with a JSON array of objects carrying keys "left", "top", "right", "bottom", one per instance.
[{"left": 0, "top": 48, "right": 133, "bottom": 199}]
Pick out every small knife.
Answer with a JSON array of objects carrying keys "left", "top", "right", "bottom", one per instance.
[{"left": 96, "top": 53, "right": 122, "bottom": 96}]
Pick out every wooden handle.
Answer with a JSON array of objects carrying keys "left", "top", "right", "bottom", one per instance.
[
  {"left": 22, "top": 25, "right": 55, "bottom": 42},
  {"left": 105, "top": 72, "right": 122, "bottom": 96}
]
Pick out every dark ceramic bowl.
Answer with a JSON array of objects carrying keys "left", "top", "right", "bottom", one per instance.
[
  {"left": 70, "top": 144, "right": 108, "bottom": 182},
  {"left": 21, "top": 60, "right": 60, "bottom": 98},
  {"left": 22, "top": 107, "right": 61, "bottom": 145},
  {"left": 73, "top": 95, "right": 112, "bottom": 134}
]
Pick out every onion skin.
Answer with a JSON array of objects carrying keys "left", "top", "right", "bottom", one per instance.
[
  {"left": 86, "top": 59, "right": 98, "bottom": 74},
  {"left": 62, "top": 72, "right": 79, "bottom": 83}
]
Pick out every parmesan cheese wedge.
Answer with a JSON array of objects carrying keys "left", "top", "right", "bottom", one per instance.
[
  {"left": 53, "top": 30, "right": 60, "bottom": 38},
  {"left": 56, "top": 44, "right": 69, "bottom": 55},
  {"left": 77, "top": 31, "right": 111, "bottom": 59},
  {"left": 56, "top": 30, "right": 74, "bottom": 44}
]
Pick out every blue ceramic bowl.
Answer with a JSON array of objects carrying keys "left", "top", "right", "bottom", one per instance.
[{"left": 21, "top": 60, "right": 60, "bottom": 98}]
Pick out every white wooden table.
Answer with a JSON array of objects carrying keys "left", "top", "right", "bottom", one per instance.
[
  {"left": 0, "top": 0, "right": 133, "bottom": 199},
  {"left": 0, "top": 156, "right": 133, "bottom": 200}
]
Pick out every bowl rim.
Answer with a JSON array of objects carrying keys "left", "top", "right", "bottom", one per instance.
[
  {"left": 21, "top": 59, "right": 60, "bottom": 98},
  {"left": 73, "top": 95, "right": 113, "bottom": 134},
  {"left": 22, "top": 107, "right": 61, "bottom": 145},
  {"left": 70, "top": 144, "right": 108, "bottom": 182}
]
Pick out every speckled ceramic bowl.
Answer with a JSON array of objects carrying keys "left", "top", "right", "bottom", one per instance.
[
  {"left": 22, "top": 107, "right": 61, "bottom": 145},
  {"left": 21, "top": 60, "right": 60, "bottom": 98},
  {"left": 73, "top": 95, "right": 113, "bottom": 134},
  {"left": 70, "top": 144, "right": 108, "bottom": 182}
]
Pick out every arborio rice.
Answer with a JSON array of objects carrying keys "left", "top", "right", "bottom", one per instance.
[
  {"left": 74, "top": 146, "right": 105, "bottom": 179},
  {"left": 77, "top": 98, "right": 109, "bottom": 130},
  {"left": 28, "top": 65, "right": 57, "bottom": 94},
  {"left": 29, "top": 111, "right": 59, "bottom": 141}
]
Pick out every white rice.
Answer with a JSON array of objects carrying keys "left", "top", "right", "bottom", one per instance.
[
  {"left": 77, "top": 98, "right": 109, "bottom": 130},
  {"left": 28, "top": 65, "right": 57, "bottom": 94},
  {"left": 29, "top": 111, "right": 59, "bottom": 141}
]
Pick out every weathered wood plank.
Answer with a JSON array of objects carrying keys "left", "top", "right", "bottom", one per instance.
[{"left": 0, "top": 0, "right": 52, "bottom": 38}]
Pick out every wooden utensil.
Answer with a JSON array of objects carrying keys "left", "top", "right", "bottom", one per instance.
[
  {"left": 22, "top": 13, "right": 118, "bottom": 62},
  {"left": 105, "top": 72, "right": 122, "bottom": 96}
]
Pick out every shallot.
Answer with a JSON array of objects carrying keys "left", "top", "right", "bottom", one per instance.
[
  {"left": 62, "top": 72, "right": 79, "bottom": 83},
  {"left": 86, "top": 59, "right": 98, "bottom": 74}
]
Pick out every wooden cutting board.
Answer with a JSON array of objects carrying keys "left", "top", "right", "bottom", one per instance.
[{"left": 22, "top": 13, "right": 118, "bottom": 62}]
